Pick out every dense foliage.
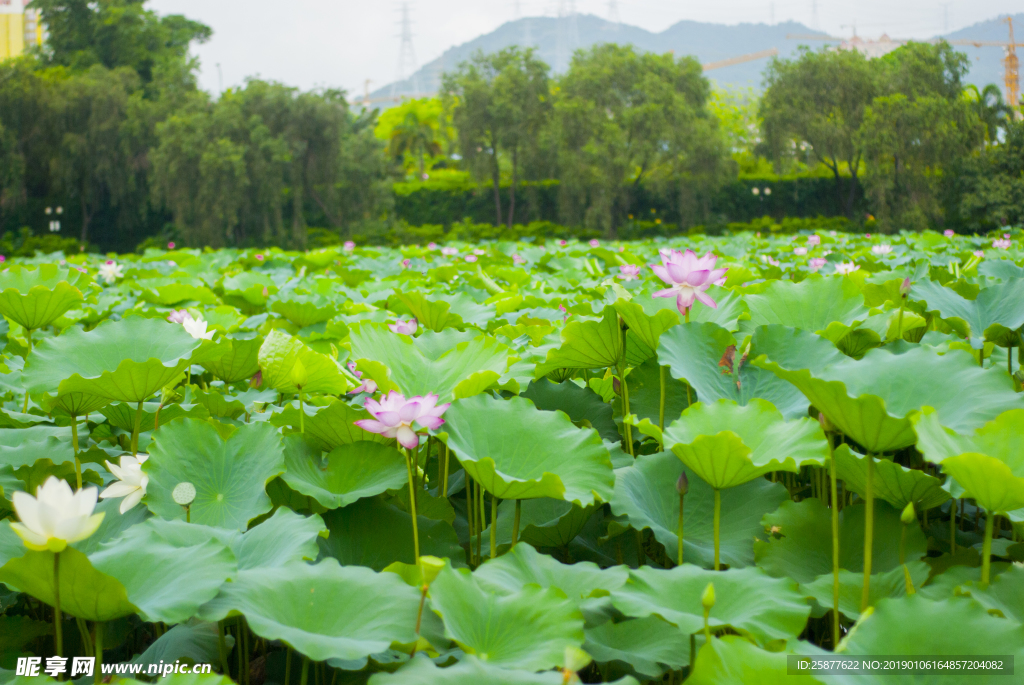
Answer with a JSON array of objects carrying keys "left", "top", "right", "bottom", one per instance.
[
  {"left": 0, "top": 226, "right": 1022, "bottom": 683},
  {"left": 2, "top": 1, "right": 1022, "bottom": 252}
]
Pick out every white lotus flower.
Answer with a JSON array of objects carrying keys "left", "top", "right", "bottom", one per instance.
[
  {"left": 182, "top": 316, "right": 214, "bottom": 340},
  {"left": 10, "top": 477, "right": 104, "bottom": 551},
  {"left": 835, "top": 262, "right": 860, "bottom": 275},
  {"left": 871, "top": 244, "right": 892, "bottom": 255},
  {"left": 98, "top": 260, "right": 124, "bottom": 284},
  {"left": 100, "top": 454, "right": 150, "bottom": 514}
]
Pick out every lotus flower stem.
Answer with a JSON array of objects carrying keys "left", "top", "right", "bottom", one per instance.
[
  {"left": 218, "top": 621, "right": 231, "bottom": 676},
  {"left": 298, "top": 392, "right": 305, "bottom": 434},
  {"left": 299, "top": 656, "right": 309, "bottom": 685},
  {"left": 411, "top": 583, "right": 428, "bottom": 658},
  {"left": 826, "top": 431, "right": 840, "bottom": 649},
  {"left": 441, "top": 443, "right": 450, "bottom": 497},
  {"left": 130, "top": 400, "right": 143, "bottom": 455},
  {"left": 658, "top": 365, "right": 666, "bottom": 447},
  {"left": 402, "top": 448, "right": 420, "bottom": 564},
  {"left": 70, "top": 414, "right": 82, "bottom": 490},
  {"left": 982, "top": 511, "right": 996, "bottom": 585},
  {"left": 476, "top": 479, "right": 484, "bottom": 563},
  {"left": 466, "top": 477, "right": 475, "bottom": 565},
  {"left": 677, "top": 491, "right": 685, "bottom": 566},
  {"left": 713, "top": 489, "right": 721, "bottom": 570},
  {"left": 94, "top": 621, "right": 103, "bottom": 684},
  {"left": 512, "top": 499, "right": 521, "bottom": 547},
  {"left": 861, "top": 453, "right": 875, "bottom": 612},
  {"left": 950, "top": 500, "right": 957, "bottom": 553},
  {"left": 616, "top": 362, "right": 634, "bottom": 456},
  {"left": 23, "top": 329, "right": 32, "bottom": 413},
  {"left": 53, "top": 552, "right": 62, "bottom": 658},
  {"left": 490, "top": 494, "right": 498, "bottom": 559}
]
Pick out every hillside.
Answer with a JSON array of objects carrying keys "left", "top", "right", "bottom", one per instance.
[{"left": 371, "top": 12, "right": 1024, "bottom": 101}]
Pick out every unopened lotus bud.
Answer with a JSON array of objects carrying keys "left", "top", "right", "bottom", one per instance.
[
  {"left": 701, "top": 582, "right": 715, "bottom": 611},
  {"left": 818, "top": 412, "right": 834, "bottom": 433},
  {"left": 676, "top": 472, "right": 689, "bottom": 495},
  {"left": 172, "top": 482, "right": 196, "bottom": 506},
  {"left": 290, "top": 358, "right": 308, "bottom": 389},
  {"left": 250, "top": 370, "right": 263, "bottom": 388},
  {"left": 900, "top": 278, "right": 912, "bottom": 298},
  {"left": 901, "top": 501, "right": 916, "bottom": 525}
]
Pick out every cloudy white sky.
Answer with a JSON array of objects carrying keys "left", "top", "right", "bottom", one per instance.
[{"left": 147, "top": 0, "right": 1023, "bottom": 96}]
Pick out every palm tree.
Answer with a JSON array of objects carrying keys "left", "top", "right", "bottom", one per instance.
[
  {"left": 387, "top": 110, "right": 441, "bottom": 178},
  {"left": 965, "top": 84, "right": 1013, "bottom": 144}
]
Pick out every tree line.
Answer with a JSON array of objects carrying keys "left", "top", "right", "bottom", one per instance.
[{"left": 0, "top": 1, "right": 1021, "bottom": 251}]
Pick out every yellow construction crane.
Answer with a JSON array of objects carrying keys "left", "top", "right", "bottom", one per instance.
[
  {"left": 702, "top": 48, "right": 779, "bottom": 72},
  {"left": 946, "top": 16, "right": 1019, "bottom": 112}
]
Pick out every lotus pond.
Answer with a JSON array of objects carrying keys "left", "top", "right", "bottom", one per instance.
[{"left": 0, "top": 229, "right": 1023, "bottom": 685}]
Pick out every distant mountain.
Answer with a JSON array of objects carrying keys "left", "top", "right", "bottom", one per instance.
[{"left": 371, "top": 13, "right": 1023, "bottom": 103}]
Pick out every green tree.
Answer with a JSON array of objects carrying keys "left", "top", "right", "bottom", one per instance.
[
  {"left": 554, "top": 44, "right": 723, "bottom": 236},
  {"left": 443, "top": 47, "right": 551, "bottom": 227},
  {"left": 376, "top": 98, "right": 444, "bottom": 178},
  {"left": 760, "top": 47, "right": 878, "bottom": 218},
  {"left": 960, "top": 118, "right": 1024, "bottom": 229}
]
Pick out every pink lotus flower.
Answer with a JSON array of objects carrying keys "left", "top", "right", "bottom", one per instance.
[
  {"left": 558, "top": 240, "right": 568, "bottom": 247},
  {"left": 993, "top": 239, "right": 1011, "bottom": 249},
  {"left": 865, "top": 234, "right": 872, "bottom": 238},
  {"left": 809, "top": 258, "right": 828, "bottom": 271},
  {"left": 558, "top": 304, "right": 569, "bottom": 323},
  {"left": 589, "top": 239, "right": 600, "bottom": 248},
  {"left": 465, "top": 255, "right": 478, "bottom": 263},
  {"left": 1005, "top": 233, "right": 1011, "bottom": 239},
  {"left": 347, "top": 362, "right": 378, "bottom": 394},
  {"left": 167, "top": 309, "right": 191, "bottom": 324},
  {"left": 793, "top": 247, "right": 808, "bottom": 256},
  {"left": 427, "top": 242, "right": 437, "bottom": 250},
  {"left": 473, "top": 249, "right": 485, "bottom": 256},
  {"left": 354, "top": 391, "right": 450, "bottom": 449},
  {"left": 441, "top": 247, "right": 458, "bottom": 256},
  {"left": 974, "top": 250, "right": 985, "bottom": 257},
  {"left": 255, "top": 254, "right": 264, "bottom": 261},
  {"left": 944, "top": 230, "right": 955, "bottom": 237},
  {"left": 807, "top": 235, "right": 821, "bottom": 246},
  {"left": 761, "top": 255, "right": 780, "bottom": 267},
  {"left": 344, "top": 241, "right": 356, "bottom": 251},
  {"left": 167, "top": 242, "right": 176, "bottom": 249},
  {"left": 389, "top": 318, "right": 418, "bottom": 335},
  {"left": 400, "top": 258, "right": 411, "bottom": 268},
  {"left": 835, "top": 262, "right": 860, "bottom": 274},
  {"left": 649, "top": 249, "right": 727, "bottom": 314},
  {"left": 512, "top": 253, "right": 526, "bottom": 265},
  {"left": 618, "top": 264, "right": 641, "bottom": 281}
]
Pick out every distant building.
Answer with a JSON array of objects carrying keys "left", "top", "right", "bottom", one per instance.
[
  {"left": 1, "top": 0, "right": 43, "bottom": 61},
  {"left": 837, "top": 34, "right": 902, "bottom": 59}
]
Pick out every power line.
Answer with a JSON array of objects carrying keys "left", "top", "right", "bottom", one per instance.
[
  {"left": 811, "top": 0, "right": 818, "bottom": 30},
  {"left": 393, "top": 2, "right": 420, "bottom": 98},
  {"left": 608, "top": 0, "right": 621, "bottom": 24}
]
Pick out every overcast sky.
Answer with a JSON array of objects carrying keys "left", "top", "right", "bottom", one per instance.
[{"left": 147, "top": 0, "right": 1022, "bottom": 96}]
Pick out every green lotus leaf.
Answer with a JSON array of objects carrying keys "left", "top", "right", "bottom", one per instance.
[
  {"left": 138, "top": 280, "right": 219, "bottom": 306},
  {"left": 913, "top": 278, "right": 1024, "bottom": 346},
  {"left": 198, "top": 558, "right": 420, "bottom": 661},
  {"left": 318, "top": 497, "right": 465, "bottom": 570},
  {"left": 752, "top": 325, "right": 1022, "bottom": 452},
  {"left": 127, "top": 624, "right": 233, "bottom": 677},
  {"left": 754, "top": 499, "right": 927, "bottom": 583},
  {"left": 833, "top": 444, "right": 951, "bottom": 511},
  {"left": 534, "top": 306, "right": 623, "bottom": 376},
  {"left": 616, "top": 356, "right": 694, "bottom": 429},
  {"left": 280, "top": 435, "right": 408, "bottom": 509},
  {"left": 394, "top": 291, "right": 464, "bottom": 332},
  {"left": 70, "top": 497, "right": 150, "bottom": 555},
  {"left": 258, "top": 329, "right": 351, "bottom": 395},
  {"left": 144, "top": 419, "right": 285, "bottom": 530},
  {"left": 613, "top": 299, "right": 680, "bottom": 351},
  {"left": 0, "top": 264, "right": 87, "bottom": 331},
  {"left": 201, "top": 335, "right": 262, "bottom": 383},
  {"left": 24, "top": 317, "right": 207, "bottom": 404},
  {"left": 610, "top": 565, "right": 811, "bottom": 644},
  {"left": 957, "top": 564, "right": 1024, "bottom": 625},
  {"left": 99, "top": 400, "right": 210, "bottom": 434},
  {"left": 271, "top": 398, "right": 392, "bottom": 450},
  {"left": 441, "top": 394, "right": 614, "bottom": 504},
  {"left": 88, "top": 519, "right": 237, "bottom": 624},
  {"left": 368, "top": 655, "right": 632, "bottom": 685},
  {"left": 0, "top": 547, "right": 137, "bottom": 622},
  {"left": 837, "top": 595, "right": 1024, "bottom": 665},
  {"left": 635, "top": 285, "right": 746, "bottom": 332},
  {"left": 611, "top": 451, "right": 789, "bottom": 569},
  {"left": 429, "top": 563, "right": 585, "bottom": 670},
  {"left": 913, "top": 408, "right": 1024, "bottom": 514},
  {"left": 270, "top": 294, "right": 339, "bottom": 328},
  {"left": 800, "top": 561, "right": 931, "bottom": 621},
  {"left": 0, "top": 426, "right": 74, "bottom": 468},
  {"left": 473, "top": 542, "right": 628, "bottom": 613},
  {"left": 0, "top": 615, "right": 51, "bottom": 656},
  {"left": 663, "top": 399, "right": 829, "bottom": 490},
  {"left": 522, "top": 378, "right": 620, "bottom": 443},
  {"left": 221, "top": 271, "right": 277, "bottom": 306},
  {"left": 688, "top": 636, "right": 826, "bottom": 685},
  {"left": 349, "top": 323, "right": 510, "bottom": 401},
  {"left": 584, "top": 615, "right": 690, "bottom": 679},
  {"left": 657, "top": 322, "right": 808, "bottom": 420},
  {"left": 743, "top": 275, "right": 869, "bottom": 334},
  {"left": 488, "top": 498, "right": 599, "bottom": 549}
]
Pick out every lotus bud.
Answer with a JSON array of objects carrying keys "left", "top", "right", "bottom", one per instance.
[
  {"left": 901, "top": 501, "right": 916, "bottom": 525},
  {"left": 701, "top": 582, "right": 715, "bottom": 611},
  {"left": 291, "top": 358, "right": 308, "bottom": 390},
  {"left": 172, "top": 482, "right": 196, "bottom": 506},
  {"left": 418, "top": 555, "right": 446, "bottom": 586},
  {"left": 250, "top": 370, "right": 263, "bottom": 388},
  {"left": 563, "top": 646, "right": 592, "bottom": 674},
  {"left": 899, "top": 278, "right": 912, "bottom": 298},
  {"left": 676, "top": 472, "right": 689, "bottom": 495},
  {"left": 818, "top": 411, "right": 834, "bottom": 433}
]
